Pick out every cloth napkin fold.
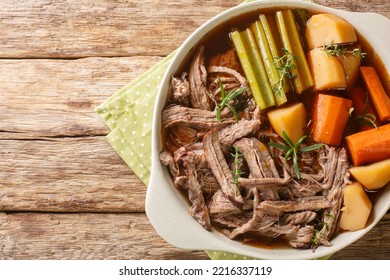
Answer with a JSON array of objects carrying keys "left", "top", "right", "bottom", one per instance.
[{"left": 96, "top": 0, "right": 318, "bottom": 260}]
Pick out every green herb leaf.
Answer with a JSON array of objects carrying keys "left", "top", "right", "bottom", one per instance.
[
  {"left": 273, "top": 48, "right": 296, "bottom": 96},
  {"left": 215, "top": 78, "right": 246, "bottom": 123},
  {"left": 322, "top": 42, "right": 366, "bottom": 59},
  {"left": 269, "top": 131, "right": 324, "bottom": 179},
  {"left": 269, "top": 142, "right": 290, "bottom": 152}
]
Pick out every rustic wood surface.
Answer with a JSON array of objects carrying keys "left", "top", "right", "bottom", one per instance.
[{"left": 0, "top": 0, "right": 389, "bottom": 260}]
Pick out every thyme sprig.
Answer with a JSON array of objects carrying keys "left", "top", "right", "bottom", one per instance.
[
  {"left": 322, "top": 42, "right": 367, "bottom": 59},
  {"left": 273, "top": 49, "right": 296, "bottom": 95},
  {"left": 216, "top": 78, "right": 246, "bottom": 123},
  {"left": 269, "top": 131, "right": 325, "bottom": 179},
  {"left": 231, "top": 146, "right": 244, "bottom": 188}
]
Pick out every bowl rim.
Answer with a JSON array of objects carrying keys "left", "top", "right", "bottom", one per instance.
[{"left": 146, "top": 0, "right": 390, "bottom": 259}]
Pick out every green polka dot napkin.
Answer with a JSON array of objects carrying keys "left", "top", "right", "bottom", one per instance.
[{"left": 96, "top": 0, "right": 321, "bottom": 260}]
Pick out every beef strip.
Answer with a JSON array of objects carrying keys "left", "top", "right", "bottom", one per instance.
[
  {"left": 203, "top": 130, "right": 244, "bottom": 208},
  {"left": 289, "top": 180, "right": 323, "bottom": 198},
  {"left": 218, "top": 120, "right": 261, "bottom": 148},
  {"left": 285, "top": 225, "right": 315, "bottom": 249},
  {"left": 188, "top": 46, "right": 212, "bottom": 110},
  {"left": 207, "top": 66, "right": 247, "bottom": 86},
  {"left": 171, "top": 72, "right": 190, "bottom": 106},
  {"left": 238, "top": 177, "right": 290, "bottom": 186},
  {"left": 182, "top": 154, "right": 211, "bottom": 230},
  {"left": 208, "top": 190, "right": 241, "bottom": 216},
  {"left": 281, "top": 211, "right": 317, "bottom": 226},
  {"left": 258, "top": 196, "right": 330, "bottom": 215},
  {"left": 162, "top": 104, "right": 234, "bottom": 130},
  {"left": 314, "top": 148, "right": 350, "bottom": 248},
  {"left": 159, "top": 151, "right": 179, "bottom": 177},
  {"left": 235, "top": 138, "right": 280, "bottom": 178},
  {"left": 318, "top": 146, "right": 338, "bottom": 190}
]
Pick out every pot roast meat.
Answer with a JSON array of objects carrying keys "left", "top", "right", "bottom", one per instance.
[
  {"left": 188, "top": 46, "right": 212, "bottom": 110},
  {"left": 203, "top": 130, "right": 244, "bottom": 208},
  {"left": 171, "top": 72, "right": 190, "bottom": 106},
  {"left": 218, "top": 120, "right": 261, "bottom": 148},
  {"left": 314, "top": 148, "right": 350, "bottom": 248},
  {"left": 182, "top": 154, "right": 211, "bottom": 230},
  {"left": 258, "top": 197, "right": 330, "bottom": 215},
  {"left": 208, "top": 189, "right": 241, "bottom": 216},
  {"left": 162, "top": 104, "right": 234, "bottom": 130},
  {"left": 235, "top": 138, "right": 280, "bottom": 178},
  {"left": 286, "top": 226, "right": 315, "bottom": 249},
  {"left": 207, "top": 65, "right": 247, "bottom": 86}
]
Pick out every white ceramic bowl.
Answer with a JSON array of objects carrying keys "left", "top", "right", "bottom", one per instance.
[{"left": 146, "top": 0, "right": 390, "bottom": 259}]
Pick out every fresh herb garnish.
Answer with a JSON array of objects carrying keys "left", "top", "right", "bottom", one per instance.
[
  {"left": 312, "top": 213, "right": 333, "bottom": 246},
  {"left": 269, "top": 131, "right": 325, "bottom": 179},
  {"left": 231, "top": 146, "right": 244, "bottom": 188},
  {"left": 216, "top": 78, "right": 246, "bottom": 123},
  {"left": 273, "top": 48, "right": 296, "bottom": 96},
  {"left": 322, "top": 42, "right": 366, "bottom": 59},
  {"left": 349, "top": 93, "right": 378, "bottom": 129}
]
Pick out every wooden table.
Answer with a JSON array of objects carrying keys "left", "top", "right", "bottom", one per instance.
[{"left": 0, "top": 0, "right": 389, "bottom": 260}]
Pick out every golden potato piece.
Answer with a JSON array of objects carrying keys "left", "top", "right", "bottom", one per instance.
[
  {"left": 339, "top": 182, "right": 372, "bottom": 231},
  {"left": 306, "top": 14, "right": 357, "bottom": 49}
]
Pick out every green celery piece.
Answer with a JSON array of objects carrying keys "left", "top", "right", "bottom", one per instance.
[
  {"left": 230, "top": 29, "right": 275, "bottom": 109},
  {"left": 259, "top": 14, "right": 291, "bottom": 94},
  {"left": 275, "top": 9, "right": 314, "bottom": 94},
  {"left": 252, "top": 19, "right": 287, "bottom": 106}
]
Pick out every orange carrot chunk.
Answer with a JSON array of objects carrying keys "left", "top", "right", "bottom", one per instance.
[
  {"left": 360, "top": 66, "right": 390, "bottom": 122},
  {"left": 346, "top": 123, "right": 390, "bottom": 166},
  {"left": 347, "top": 86, "right": 381, "bottom": 131},
  {"left": 311, "top": 93, "right": 353, "bottom": 146}
]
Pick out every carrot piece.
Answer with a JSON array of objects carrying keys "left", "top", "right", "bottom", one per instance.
[
  {"left": 311, "top": 93, "right": 353, "bottom": 146},
  {"left": 360, "top": 66, "right": 390, "bottom": 122},
  {"left": 346, "top": 123, "right": 390, "bottom": 166},
  {"left": 347, "top": 86, "right": 381, "bottom": 131}
]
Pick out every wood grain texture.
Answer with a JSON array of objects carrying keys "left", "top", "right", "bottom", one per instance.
[
  {"left": 0, "top": 0, "right": 389, "bottom": 261},
  {"left": 0, "top": 56, "right": 163, "bottom": 138},
  {"left": 0, "top": 0, "right": 388, "bottom": 58},
  {"left": 0, "top": 212, "right": 208, "bottom": 260},
  {"left": 0, "top": 212, "right": 388, "bottom": 260},
  {"left": 0, "top": 137, "right": 146, "bottom": 212}
]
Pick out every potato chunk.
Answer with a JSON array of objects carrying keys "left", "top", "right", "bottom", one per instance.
[
  {"left": 308, "top": 48, "right": 347, "bottom": 90},
  {"left": 267, "top": 102, "right": 307, "bottom": 143},
  {"left": 338, "top": 52, "right": 361, "bottom": 88},
  {"left": 349, "top": 158, "right": 390, "bottom": 190},
  {"left": 339, "top": 182, "right": 372, "bottom": 231},
  {"left": 306, "top": 14, "right": 357, "bottom": 49}
]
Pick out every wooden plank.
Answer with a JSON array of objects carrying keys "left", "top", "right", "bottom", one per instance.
[
  {"left": 0, "top": 212, "right": 388, "bottom": 260},
  {"left": 0, "top": 0, "right": 388, "bottom": 58},
  {"left": 0, "top": 0, "right": 242, "bottom": 58},
  {"left": 0, "top": 56, "right": 163, "bottom": 138},
  {"left": 0, "top": 212, "right": 208, "bottom": 260},
  {"left": 0, "top": 137, "right": 146, "bottom": 212}
]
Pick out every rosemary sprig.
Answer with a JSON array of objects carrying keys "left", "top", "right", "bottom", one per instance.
[
  {"left": 273, "top": 48, "right": 296, "bottom": 96},
  {"left": 322, "top": 42, "right": 367, "bottom": 59},
  {"left": 231, "top": 146, "right": 244, "bottom": 187},
  {"left": 269, "top": 131, "right": 325, "bottom": 179},
  {"left": 348, "top": 92, "right": 378, "bottom": 129},
  {"left": 216, "top": 78, "right": 246, "bottom": 123}
]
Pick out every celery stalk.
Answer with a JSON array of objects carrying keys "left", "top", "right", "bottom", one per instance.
[
  {"left": 275, "top": 9, "right": 314, "bottom": 93},
  {"left": 259, "top": 14, "right": 291, "bottom": 94},
  {"left": 252, "top": 18, "right": 287, "bottom": 105},
  {"left": 230, "top": 29, "right": 275, "bottom": 109}
]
